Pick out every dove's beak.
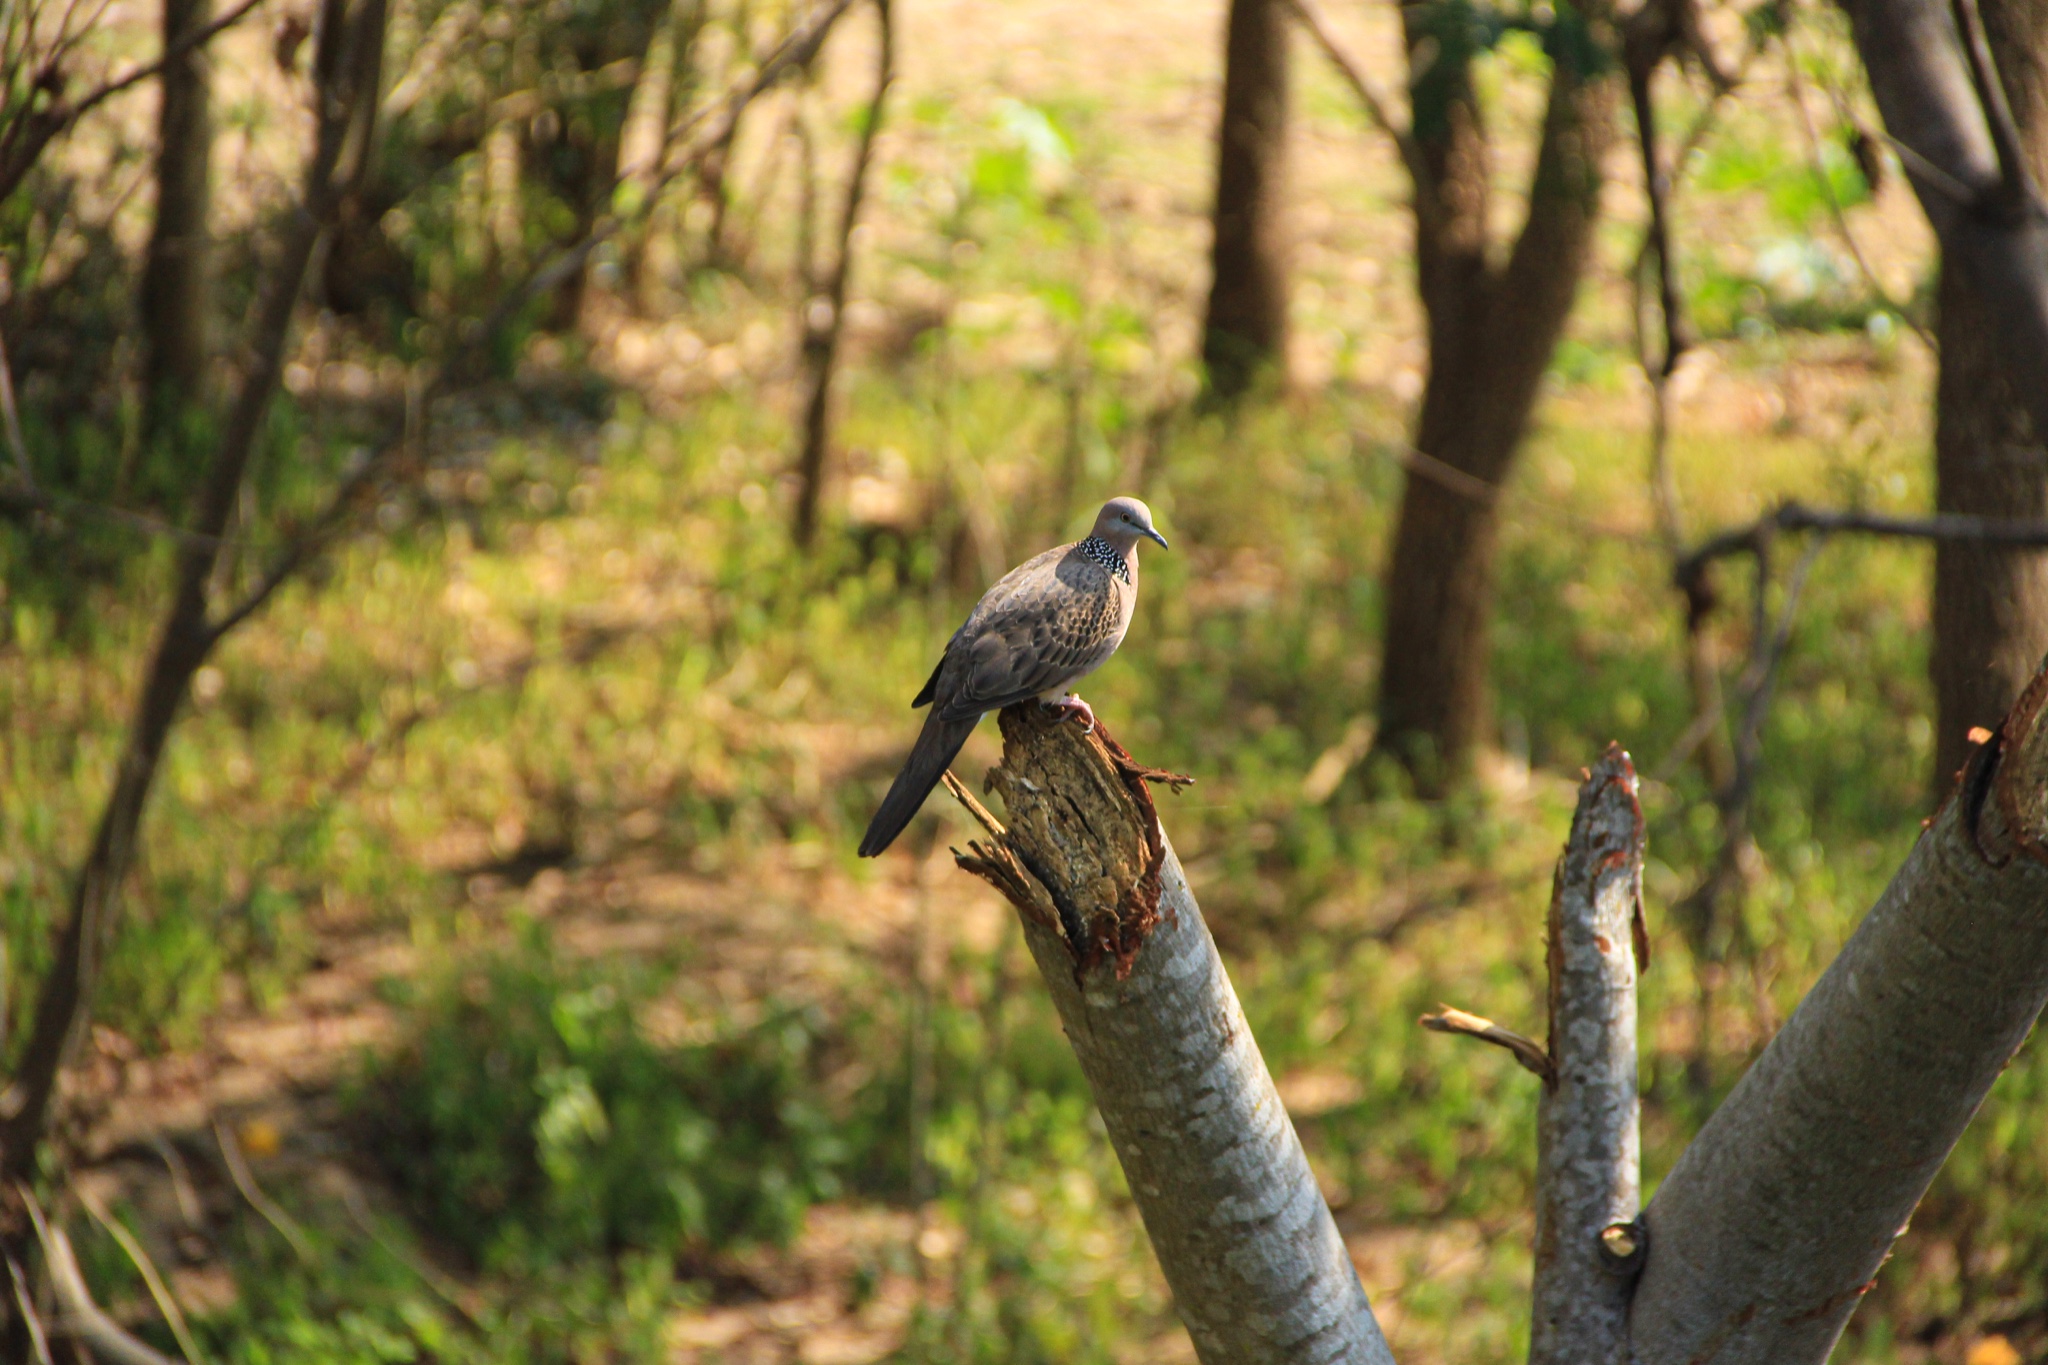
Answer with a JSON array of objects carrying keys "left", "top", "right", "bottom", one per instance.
[{"left": 1143, "top": 527, "right": 1169, "bottom": 550}]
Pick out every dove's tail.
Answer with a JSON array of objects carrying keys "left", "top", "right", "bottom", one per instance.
[{"left": 859, "top": 712, "right": 979, "bottom": 857}]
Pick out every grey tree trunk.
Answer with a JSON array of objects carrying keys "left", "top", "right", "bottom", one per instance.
[
  {"left": 1528, "top": 744, "right": 1643, "bottom": 1365},
  {"left": 950, "top": 706, "right": 1392, "bottom": 1365},
  {"left": 1929, "top": 0, "right": 2048, "bottom": 791},
  {"left": 1628, "top": 669, "right": 2048, "bottom": 1363},
  {"left": 140, "top": 0, "right": 214, "bottom": 439},
  {"left": 1202, "top": 0, "right": 1291, "bottom": 399}
]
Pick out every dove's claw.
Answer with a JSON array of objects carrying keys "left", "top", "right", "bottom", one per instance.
[{"left": 1043, "top": 694, "right": 1097, "bottom": 734}]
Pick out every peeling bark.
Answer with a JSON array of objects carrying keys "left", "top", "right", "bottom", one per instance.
[
  {"left": 951, "top": 706, "right": 1391, "bottom": 1365},
  {"left": 1628, "top": 664, "right": 2048, "bottom": 1363},
  {"left": 1529, "top": 743, "right": 1643, "bottom": 1365}
]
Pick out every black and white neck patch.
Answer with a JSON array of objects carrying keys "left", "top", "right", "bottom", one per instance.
[{"left": 1078, "top": 535, "right": 1131, "bottom": 585}]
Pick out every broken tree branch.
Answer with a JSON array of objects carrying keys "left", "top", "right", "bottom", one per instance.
[
  {"left": 1419, "top": 1006, "right": 1553, "bottom": 1082},
  {"left": 1529, "top": 744, "right": 1645, "bottom": 1365},
  {"left": 1629, "top": 660, "right": 2048, "bottom": 1362},
  {"left": 949, "top": 705, "right": 1392, "bottom": 1365}
]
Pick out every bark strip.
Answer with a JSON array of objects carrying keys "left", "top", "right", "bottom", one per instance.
[
  {"left": 951, "top": 705, "right": 1392, "bottom": 1365},
  {"left": 1629, "top": 663, "right": 2048, "bottom": 1363},
  {"left": 1529, "top": 743, "right": 1644, "bottom": 1365}
]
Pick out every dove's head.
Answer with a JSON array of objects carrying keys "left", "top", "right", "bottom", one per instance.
[{"left": 1094, "top": 496, "right": 1168, "bottom": 552}]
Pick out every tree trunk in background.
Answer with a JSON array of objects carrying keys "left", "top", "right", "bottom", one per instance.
[
  {"left": 1372, "top": 20, "right": 1615, "bottom": 792},
  {"left": 139, "top": 0, "right": 213, "bottom": 440},
  {"left": 1202, "top": 0, "right": 1292, "bottom": 399},
  {"left": 1930, "top": 0, "right": 2048, "bottom": 792}
]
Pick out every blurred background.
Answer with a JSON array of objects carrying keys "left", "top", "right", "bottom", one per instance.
[{"left": 0, "top": 0, "right": 2039, "bottom": 1358}]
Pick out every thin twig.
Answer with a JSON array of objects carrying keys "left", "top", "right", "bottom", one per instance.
[
  {"left": 1881, "top": 128, "right": 1986, "bottom": 207},
  {"left": 941, "top": 770, "right": 1005, "bottom": 839},
  {"left": 1725, "top": 535, "right": 1825, "bottom": 819},
  {"left": 1675, "top": 501, "right": 2048, "bottom": 590},
  {"left": 0, "top": 0, "right": 268, "bottom": 204},
  {"left": 213, "top": 1120, "right": 315, "bottom": 1265},
  {"left": 6, "top": 1253, "right": 55, "bottom": 1365},
  {"left": 0, "top": 482, "right": 221, "bottom": 549},
  {"left": 17, "top": 1183, "right": 179, "bottom": 1365},
  {"left": 1780, "top": 28, "right": 1931, "bottom": 346},
  {"left": 66, "top": 0, "right": 268, "bottom": 115},
  {"left": 1283, "top": 0, "right": 1427, "bottom": 188},
  {"left": 791, "top": 0, "right": 891, "bottom": 547},
  {"left": 1420, "top": 1004, "right": 1554, "bottom": 1082},
  {"left": 1950, "top": 0, "right": 2040, "bottom": 221},
  {"left": 335, "top": 1176, "right": 486, "bottom": 1332},
  {"left": 71, "top": 1178, "right": 205, "bottom": 1365},
  {"left": 148, "top": 1136, "right": 205, "bottom": 1231}
]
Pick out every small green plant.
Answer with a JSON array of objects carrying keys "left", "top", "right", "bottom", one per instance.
[{"left": 353, "top": 928, "right": 856, "bottom": 1267}]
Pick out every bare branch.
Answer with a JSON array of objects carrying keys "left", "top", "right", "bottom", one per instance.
[
  {"left": 214, "top": 1120, "right": 315, "bottom": 1264},
  {"left": 1420, "top": 1005, "right": 1554, "bottom": 1082},
  {"left": 1948, "top": 0, "right": 2036, "bottom": 219},
  {"left": 0, "top": 0, "right": 386, "bottom": 1186},
  {"left": 72, "top": 1178, "right": 205, "bottom": 1365},
  {"left": 17, "top": 1185, "right": 179, "bottom": 1365},
  {"left": 0, "top": 0, "right": 267, "bottom": 205},
  {"left": 1780, "top": 27, "right": 1931, "bottom": 346},
  {"left": 6, "top": 1253, "right": 54, "bottom": 1365},
  {"left": 1677, "top": 500, "right": 2048, "bottom": 593},
  {"left": 1283, "top": 0, "right": 1427, "bottom": 190}
]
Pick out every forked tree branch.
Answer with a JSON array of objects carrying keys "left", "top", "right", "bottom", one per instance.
[
  {"left": 949, "top": 706, "right": 1393, "bottom": 1365},
  {"left": 0, "top": 0, "right": 267, "bottom": 205}
]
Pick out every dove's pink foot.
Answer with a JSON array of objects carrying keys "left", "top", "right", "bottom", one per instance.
[{"left": 1042, "top": 693, "right": 1097, "bottom": 734}]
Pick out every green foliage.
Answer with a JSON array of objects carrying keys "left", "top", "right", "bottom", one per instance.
[{"left": 353, "top": 929, "right": 859, "bottom": 1265}]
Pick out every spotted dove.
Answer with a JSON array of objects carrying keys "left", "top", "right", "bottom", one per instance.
[{"left": 857, "top": 495, "right": 1169, "bottom": 857}]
